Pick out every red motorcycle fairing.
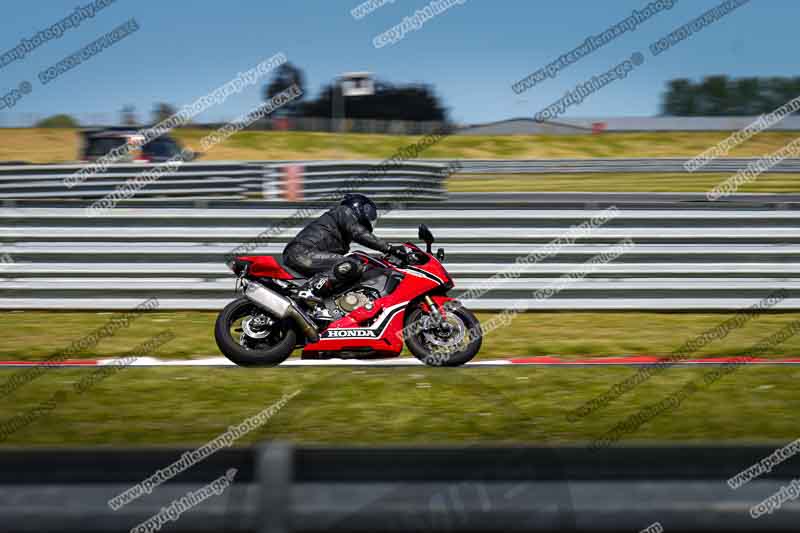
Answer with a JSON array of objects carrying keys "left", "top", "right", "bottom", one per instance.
[
  {"left": 236, "top": 255, "right": 297, "bottom": 280},
  {"left": 301, "top": 246, "right": 445, "bottom": 358},
  {"left": 401, "top": 258, "right": 452, "bottom": 289}
]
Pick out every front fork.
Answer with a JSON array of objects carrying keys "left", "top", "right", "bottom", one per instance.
[{"left": 422, "top": 295, "right": 454, "bottom": 325}]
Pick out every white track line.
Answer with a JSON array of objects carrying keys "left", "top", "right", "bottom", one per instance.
[
  {"left": 1, "top": 356, "right": 799, "bottom": 367},
  {"left": 103, "top": 356, "right": 510, "bottom": 367}
]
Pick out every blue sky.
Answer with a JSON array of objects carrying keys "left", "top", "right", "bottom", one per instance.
[{"left": 0, "top": 0, "right": 794, "bottom": 126}]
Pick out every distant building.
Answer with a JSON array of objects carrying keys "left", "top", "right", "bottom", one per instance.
[{"left": 338, "top": 72, "right": 375, "bottom": 97}]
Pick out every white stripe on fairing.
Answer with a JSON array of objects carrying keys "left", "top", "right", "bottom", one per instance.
[
  {"left": 352, "top": 251, "right": 444, "bottom": 285},
  {"left": 319, "top": 302, "right": 408, "bottom": 340},
  {"left": 400, "top": 267, "right": 444, "bottom": 285}
]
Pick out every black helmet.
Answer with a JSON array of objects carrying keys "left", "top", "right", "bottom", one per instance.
[{"left": 341, "top": 193, "right": 379, "bottom": 231}]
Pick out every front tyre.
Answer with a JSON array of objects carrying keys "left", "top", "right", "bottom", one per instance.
[
  {"left": 215, "top": 298, "right": 296, "bottom": 367},
  {"left": 404, "top": 302, "right": 482, "bottom": 367}
]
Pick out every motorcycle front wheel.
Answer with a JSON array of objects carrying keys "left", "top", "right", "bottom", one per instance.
[
  {"left": 403, "top": 301, "right": 482, "bottom": 367},
  {"left": 214, "top": 297, "right": 296, "bottom": 367}
]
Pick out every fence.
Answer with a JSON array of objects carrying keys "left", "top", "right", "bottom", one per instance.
[
  {"left": 0, "top": 442, "right": 797, "bottom": 532},
  {"left": 1, "top": 158, "right": 798, "bottom": 203},
  {"left": 261, "top": 161, "right": 448, "bottom": 201},
  {"left": 0, "top": 202, "right": 796, "bottom": 310},
  {"left": 0, "top": 161, "right": 449, "bottom": 202}
]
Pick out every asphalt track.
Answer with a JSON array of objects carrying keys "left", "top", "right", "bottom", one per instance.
[{"left": 1, "top": 355, "right": 800, "bottom": 367}]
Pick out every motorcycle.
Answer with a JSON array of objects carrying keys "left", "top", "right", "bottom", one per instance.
[{"left": 215, "top": 224, "right": 482, "bottom": 366}]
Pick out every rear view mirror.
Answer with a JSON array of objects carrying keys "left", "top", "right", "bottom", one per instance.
[{"left": 418, "top": 224, "right": 434, "bottom": 253}]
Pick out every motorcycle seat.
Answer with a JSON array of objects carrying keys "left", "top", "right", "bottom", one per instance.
[{"left": 275, "top": 256, "right": 307, "bottom": 280}]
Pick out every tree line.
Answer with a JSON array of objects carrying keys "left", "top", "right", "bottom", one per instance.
[
  {"left": 661, "top": 76, "right": 800, "bottom": 116},
  {"left": 36, "top": 68, "right": 800, "bottom": 128}
]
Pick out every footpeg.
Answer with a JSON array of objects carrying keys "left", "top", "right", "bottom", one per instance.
[{"left": 297, "top": 290, "right": 323, "bottom": 306}]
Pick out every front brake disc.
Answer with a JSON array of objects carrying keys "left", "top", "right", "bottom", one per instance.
[{"left": 421, "top": 313, "right": 466, "bottom": 350}]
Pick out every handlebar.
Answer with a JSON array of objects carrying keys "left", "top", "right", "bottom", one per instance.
[
  {"left": 383, "top": 250, "right": 410, "bottom": 267},
  {"left": 382, "top": 245, "right": 428, "bottom": 267}
]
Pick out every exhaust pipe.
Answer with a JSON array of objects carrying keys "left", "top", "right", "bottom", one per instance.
[{"left": 243, "top": 281, "right": 320, "bottom": 343}]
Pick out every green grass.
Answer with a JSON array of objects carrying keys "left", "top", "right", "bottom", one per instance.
[
  {"left": 1, "top": 310, "right": 800, "bottom": 361},
  {"left": 449, "top": 173, "right": 800, "bottom": 193},
  {"left": 173, "top": 129, "right": 799, "bottom": 161},
  {"left": 3, "top": 128, "right": 800, "bottom": 163},
  {"left": 1, "top": 310, "right": 798, "bottom": 447},
  {"left": 1, "top": 365, "right": 798, "bottom": 447}
]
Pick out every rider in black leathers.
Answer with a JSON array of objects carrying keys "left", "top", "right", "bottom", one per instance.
[{"left": 282, "top": 193, "right": 406, "bottom": 299}]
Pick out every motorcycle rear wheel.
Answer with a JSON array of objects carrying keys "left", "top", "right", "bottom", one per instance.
[
  {"left": 403, "top": 302, "right": 482, "bottom": 367},
  {"left": 215, "top": 297, "right": 296, "bottom": 367}
]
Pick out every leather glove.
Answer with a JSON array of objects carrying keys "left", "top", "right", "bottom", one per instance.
[{"left": 387, "top": 244, "right": 410, "bottom": 262}]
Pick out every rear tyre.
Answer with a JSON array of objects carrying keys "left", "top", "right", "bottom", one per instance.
[
  {"left": 404, "top": 302, "right": 482, "bottom": 367},
  {"left": 215, "top": 298, "right": 296, "bottom": 367}
]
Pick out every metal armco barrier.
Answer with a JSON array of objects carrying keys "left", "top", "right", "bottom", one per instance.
[
  {"left": 0, "top": 162, "right": 257, "bottom": 201},
  {"left": 0, "top": 443, "right": 798, "bottom": 532},
  {"left": 1, "top": 157, "right": 799, "bottom": 202},
  {"left": 0, "top": 161, "right": 449, "bottom": 202},
  {"left": 0, "top": 200, "right": 797, "bottom": 310},
  {"left": 261, "top": 161, "right": 448, "bottom": 201}
]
